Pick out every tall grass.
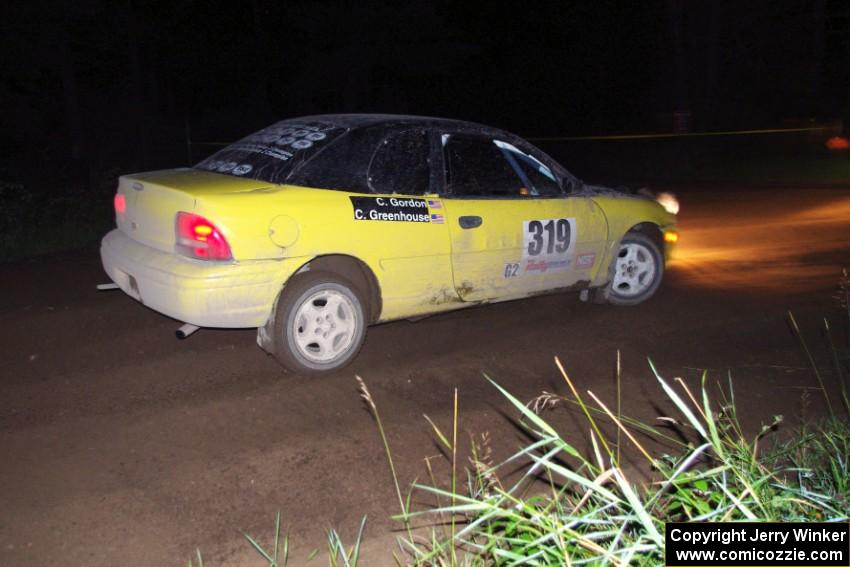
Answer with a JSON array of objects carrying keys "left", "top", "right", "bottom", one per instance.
[
  {"left": 387, "top": 359, "right": 848, "bottom": 565},
  {"left": 188, "top": 513, "right": 366, "bottom": 567},
  {"left": 191, "top": 359, "right": 848, "bottom": 566}
]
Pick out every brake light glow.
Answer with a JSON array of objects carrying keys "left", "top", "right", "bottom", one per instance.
[
  {"left": 175, "top": 212, "right": 233, "bottom": 261},
  {"left": 664, "top": 230, "right": 679, "bottom": 244},
  {"left": 114, "top": 193, "right": 126, "bottom": 214}
]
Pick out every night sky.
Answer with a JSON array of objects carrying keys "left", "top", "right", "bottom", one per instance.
[{"left": 2, "top": 0, "right": 848, "bottom": 194}]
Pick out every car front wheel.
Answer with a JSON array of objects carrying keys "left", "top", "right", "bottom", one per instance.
[
  {"left": 607, "top": 232, "right": 664, "bottom": 306},
  {"left": 271, "top": 271, "right": 367, "bottom": 373}
]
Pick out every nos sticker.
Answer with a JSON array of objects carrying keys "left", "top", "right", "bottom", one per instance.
[
  {"left": 521, "top": 217, "right": 576, "bottom": 273},
  {"left": 351, "top": 196, "right": 432, "bottom": 223},
  {"left": 576, "top": 253, "right": 596, "bottom": 268}
]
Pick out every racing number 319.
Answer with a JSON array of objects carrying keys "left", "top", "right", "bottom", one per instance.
[{"left": 527, "top": 219, "right": 571, "bottom": 256}]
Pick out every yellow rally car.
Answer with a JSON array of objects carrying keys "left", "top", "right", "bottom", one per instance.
[{"left": 101, "top": 114, "right": 677, "bottom": 373}]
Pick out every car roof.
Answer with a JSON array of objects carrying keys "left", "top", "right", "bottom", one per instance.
[
  {"left": 293, "top": 113, "right": 505, "bottom": 134},
  {"left": 194, "top": 113, "right": 564, "bottom": 192}
]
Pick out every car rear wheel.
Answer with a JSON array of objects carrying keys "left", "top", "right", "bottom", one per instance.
[
  {"left": 607, "top": 232, "right": 664, "bottom": 306},
  {"left": 271, "top": 271, "right": 367, "bottom": 373}
]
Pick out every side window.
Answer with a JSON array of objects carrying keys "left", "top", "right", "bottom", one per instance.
[
  {"left": 444, "top": 135, "right": 522, "bottom": 197},
  {"left": 368, "top": 129, "right": 431, "bottom": 195},
  {"left": 495, "top": 141, "right": 562, "bottom": 197}
]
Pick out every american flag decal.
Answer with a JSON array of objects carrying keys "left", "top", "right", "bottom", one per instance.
[
  {"left": 430, "top": 214, "right": 444, "bottom": 224},
  {"left": 428, "top": 199, "right": 442, "bottom": 209}
]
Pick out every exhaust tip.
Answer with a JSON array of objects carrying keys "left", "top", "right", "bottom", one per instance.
[{"left": 176, "top": 323, "right": 200, "bottom": 340}]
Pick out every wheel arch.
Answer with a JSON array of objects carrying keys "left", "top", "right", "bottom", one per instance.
[
  {"left": 623, "top": 222, "right": 664, "bottom": 251},
  {"left": 587, "top": 221, "right": 665, "bottom": 304},
  {"left": 295, "top": 254, "right": 382, "bottom": 323}
]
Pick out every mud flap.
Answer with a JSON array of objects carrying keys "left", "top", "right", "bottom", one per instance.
[
  {"left": 587, "top": 241, "right": 619, "bottom": 304},
  {"left": 256, "top": 291, "right": 281, "bottom": 354},
  {"left": 590, "top": 284, "right": 612, "bottom": 304}
]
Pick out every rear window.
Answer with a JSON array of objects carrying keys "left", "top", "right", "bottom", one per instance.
[
  {"left": 287, "top": 125, "right": 387, "bottom": 193},
  {"left": 367, "top": 129, "right": 431, "bottom": 195},
  {"left": 195, "top": 120, "right": 346, "bottom": 185}
]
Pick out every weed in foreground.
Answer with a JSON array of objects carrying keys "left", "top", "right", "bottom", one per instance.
[
  {"left": 189, "top": 512, "right": 365, "bottom": 567},
  {"left": 387, "top": 360, "right": 849, "bottom": 566},
  {"left": 190, "top": 358, "right": 849, "bottom": 566}
]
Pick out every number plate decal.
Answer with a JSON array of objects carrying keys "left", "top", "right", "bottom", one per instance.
[{"left": 521, "top": 218, "right": 576, "bottom": 273}]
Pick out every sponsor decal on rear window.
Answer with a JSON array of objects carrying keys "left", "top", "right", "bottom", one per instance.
[
  {"left": 195, "top": 121, "right": 344, "bottom": 185},
  {"left": 351, "top": 196, "right": 437, "bottom": 223}
]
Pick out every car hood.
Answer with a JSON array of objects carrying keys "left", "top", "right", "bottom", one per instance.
[{"left": 574, "top": 183, "right": 654, "bottom": 200}]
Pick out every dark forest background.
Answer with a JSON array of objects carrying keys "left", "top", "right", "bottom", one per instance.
[{"left": 1, "top": 1, "right": 848, "bottom": 259}]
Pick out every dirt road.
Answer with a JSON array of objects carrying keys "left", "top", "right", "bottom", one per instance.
[{"left": 1, "top": 187, "right": 849, "bottom": 566}]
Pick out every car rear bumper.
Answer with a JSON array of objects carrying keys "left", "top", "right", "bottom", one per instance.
[{"left": 100, "top": 229, "right": 297, "bottom": 328}]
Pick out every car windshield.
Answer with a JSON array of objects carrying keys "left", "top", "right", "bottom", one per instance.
[{"left": 194, "top": 120, "right": 347, "bottom": 185}]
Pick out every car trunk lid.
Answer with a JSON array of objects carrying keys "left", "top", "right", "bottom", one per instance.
[{"left": 115, "top": 168, "right": 274, "bottom": 255}]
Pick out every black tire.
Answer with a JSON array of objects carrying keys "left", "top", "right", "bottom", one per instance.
[
  {"left": 606, "top": 232, "right": 664, "bottom": 306},
  {"left": 270, "top": 271, "right": 367, "bottom": 373}
]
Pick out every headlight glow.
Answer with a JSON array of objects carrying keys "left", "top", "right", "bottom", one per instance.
[{"left": 656, "top": 191, "right": 680, "bottom": 215}]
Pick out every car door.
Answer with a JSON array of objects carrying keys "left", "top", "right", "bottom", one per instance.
[
  {"left": 357, "top": 127, "right": 457, "bottom": 318},
  {"left": 438, "top": 132, "right": 609, "bottom": 302}
]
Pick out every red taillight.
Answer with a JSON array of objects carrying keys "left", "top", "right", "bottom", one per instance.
[
  {"left": 175, "top": 212, "right": 233, "bottom": 261},
  {"left": 114, "top": 193, "right": 126, "bottom": 214}
]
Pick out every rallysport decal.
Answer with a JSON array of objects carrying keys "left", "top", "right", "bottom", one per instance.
[
  {"left": 351, "top": 196, "right": 438, "bottom": 223},
  {"left": 521, "top": 217, "right": 576, "bottom": 273}
]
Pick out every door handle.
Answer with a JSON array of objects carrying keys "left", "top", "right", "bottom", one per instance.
[{"left": 458, "top": 216, "right": 482, "bottom": 229}]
